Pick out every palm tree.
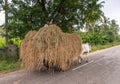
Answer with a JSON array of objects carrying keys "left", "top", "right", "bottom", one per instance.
[{"left": 84, "top": 0, "right": 105, "bottom": 33}]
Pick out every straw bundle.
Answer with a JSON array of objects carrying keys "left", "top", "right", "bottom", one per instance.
[{"left": 20, "top": 25, "right": 82, "bottom": 71}]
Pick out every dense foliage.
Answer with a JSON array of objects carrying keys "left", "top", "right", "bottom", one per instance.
[
  {"left": 1, "top": 0, "right": 104, "bottom": 39},
  {"left": 79, "top": 19, "right": 120, "bottom": 45}
]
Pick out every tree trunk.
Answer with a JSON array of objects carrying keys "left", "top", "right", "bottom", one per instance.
[{"left": 5, "top": 0, "right": 8, "bottom": 46}]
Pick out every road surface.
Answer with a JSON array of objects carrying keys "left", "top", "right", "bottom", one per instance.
[{"left": 0, "top": 45, "right": 120, "bottom": 84}]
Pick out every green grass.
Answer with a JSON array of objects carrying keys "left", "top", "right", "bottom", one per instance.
[
  {"left": 0, "top": 56, "right": 20, "bottom": 75},
  {"left": 92, "top": 41, "right": 120, "bottom": 52}
]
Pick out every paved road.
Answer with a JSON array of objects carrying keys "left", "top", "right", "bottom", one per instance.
[{"left": 0, "top": 45, "right": 120, "bottom": 84}]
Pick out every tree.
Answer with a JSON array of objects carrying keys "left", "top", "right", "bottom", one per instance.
[
  {"left": 5, "top": 0, "right": 104, "bottom": 39},
  {"left": 83, "top": 0, "right": 104, "bottom": 32},
  {"left": 79, "top": 17, "right": 120, "bottom": 45},
  {"left": 98, "top": 19, "right": 119, "bottom": 43}
]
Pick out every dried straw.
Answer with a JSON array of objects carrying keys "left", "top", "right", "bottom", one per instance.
[{"left": 20, "top": 25, "right": 82, "bottom": 71}]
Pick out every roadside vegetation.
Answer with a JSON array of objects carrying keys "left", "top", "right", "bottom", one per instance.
[
  {"left": 0, "top": 37, "right": 5, "bottom": 48},
  {"left": 0, "top": 37, "right": 21, "bottom": 75},
  {"left": 92, "top": 41, "right": 120, "bottom": 52},
  {"left": 0, "top": 56, "right": 20, "bottom": 75},
  {"left": 78, "top": 19, "right": 120, "bottom": 51},
  {"left": 0, "top": 37, "right": 21, "bottom": 48}
]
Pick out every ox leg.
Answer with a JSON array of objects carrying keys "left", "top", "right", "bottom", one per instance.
[
  {"left": 78, "top": 56, "right": 83, "bottom": 64},
  {"left": 85, "top": 53, "right": 89, "bottom": 63}
]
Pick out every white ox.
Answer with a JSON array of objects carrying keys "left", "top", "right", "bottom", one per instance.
[
  {"left": 82, "top": 43, "right": 91, "bottom": 53},
  {"left": 79, "top": 43, "right": 91, "bottom": 63}
]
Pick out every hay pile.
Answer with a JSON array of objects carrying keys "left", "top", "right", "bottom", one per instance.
[{"left": 20, "top": 25, "right": 82, "bottom": 71}]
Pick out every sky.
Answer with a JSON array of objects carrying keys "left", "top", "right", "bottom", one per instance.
[
  {"left": 101, "top": 0, "right": 120, "bottom": 26},
  {"left": 0, "top": 0, "right": 120, "bottom": 27},
  {"left": 0, "top": 11, "right": 5, "bottom": 26}
]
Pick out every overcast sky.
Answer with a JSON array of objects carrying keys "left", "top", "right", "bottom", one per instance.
[
  {"left": 101, "top": 0, "right": 120, "bottom": 26},
  {"left": 0, "top": 0, "right": 120, "bottom": 27},
  {"left": 0, "top": 11, "right": 5, "bottom": 26}
]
